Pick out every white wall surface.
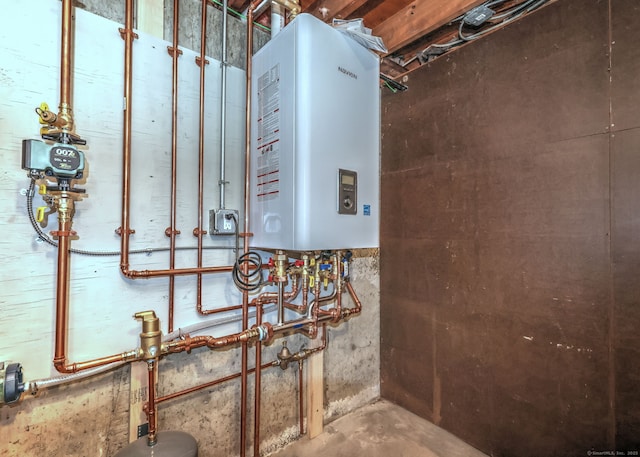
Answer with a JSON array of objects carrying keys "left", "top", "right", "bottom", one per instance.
[{"left": 0, "top": 0, "right": 248, "bottom": 380}]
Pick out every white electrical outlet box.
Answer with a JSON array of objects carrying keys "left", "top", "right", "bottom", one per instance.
[{"left": 250, "top": 13, "right": 380, "bottom": 251}]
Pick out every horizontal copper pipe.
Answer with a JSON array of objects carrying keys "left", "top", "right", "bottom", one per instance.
[
  {"left": 54, "top": 350, "right": 140, "bottom": 374},
  {"left": 164, "top": 323, "right": 273, "bottom": 354},
  {"left": 157, "top": 360, "right": 278, "bottom": 404},
  {"left": 121, "top": 264, "right": 233, "bottom": 278}
]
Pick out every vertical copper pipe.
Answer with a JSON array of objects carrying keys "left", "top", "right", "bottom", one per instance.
[
  {"left": 60, "top": 0, "right": 73, "bottom": 110},
  {"left": 345, "top": 281, "right": 362, "bottom": 313},
  {"left": 53, "top": 219, "right": 71, "bottom": 370},
  {"left": 241, "top": 4, "right": 261, "bottom": 455},
  {"left": 168, "top": 0, "right": 181, "bottom": 333},
  {"left": 120, "top": 0, "right": 134, "bottom": 272},
  {"left": 253, "top": 304, "right": 263, "bottom": 457},
  {"left": 219, "top": 0, "right": 229, "bottom": 208},
  {"left": 147, "top": 361, "right": 158, "bottom": 446},
  {"left": 53, "top": 1, "right": 75, "bottom": 373},
  {"left": 277, "top": 281, "right": 285, "bottom": 324},
  {"left": 298, "top": 359, "right": 304, "bottom": 435},
  {"left": 196, "top": 0, "right": 207, "bottom": 317}
]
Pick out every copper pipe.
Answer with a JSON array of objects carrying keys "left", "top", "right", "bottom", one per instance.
[
  {"left": 117, "top": 0, "right": 250, "bottom": 283},
  {"left": 219, "top": 0, "right": 229, "bottom": 208},
  {"left": 60, "top": 0, "right": 72, "bottom": 106},
  {"left": 54, "top": 350, "right": 140, "bottom": 374},
  {"left": 199, "top": 304, "right": 243, "bottom": 314},
  {"left": 44, "top": 0, "right": 77, "bottom": 137},
  {"left": 196, "top": 0, "right": 208, "bottom": 318},
  {"left": 119, "top": 0, "right": 135, "bottom": 274},
  {"left": 198, "top": 266, "right": 272, "bottom": 315},
  {"left": 123, "top": 265, "right": 233, "bottom": 278},
  {"left": 333, "top": 255, "right": 343, "bottom": 321},
  {"left": 163, "top": 323, "right": 273, "bottom": 354},
  {"left": 253, "top": 304, "right": 263, "bottom": 457},
  {"left": 60, "top": 0, "right": 73, "bottom": 114},
  {"left": 146, "top": 361, "right": 158, "bottom": 445},
  {"left": 53, "top": 218, "right": 72, "bottom": 371},
  {"left": 256, "top": 275, "right": 299, "bottom": 306},
  {"left": 117, "top": 0, "right": 233, "bottom": 281},
  {"left": 298, "top": 359, "right": 304, "bottom": 435},
  {"left": 52, "top": 196, "right": 143, "bottom": 374},
  {"left": 277, "top": 281, "right": 286, "bottom": 325},
  {"left": 241, "top": 4, "right": 262, "bottom": 455},
  {"left": 166, "top": 0, "right": 182, "bottom": 333},
  {"left": 316, "top": 257, "right": 342, "bottom": 321},
  {"left": 156, "top": 360, "right": 278, "bottom": 404},
  {"left": 344, "top": 281, "right": 362, "bottom": 315}
]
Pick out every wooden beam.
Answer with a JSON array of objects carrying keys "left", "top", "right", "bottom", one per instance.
[
  {"left": 306, "top": 328, "right": 325, "bottom": 438},
  {"left": 373, "top": 0, "right": 486, "bottom": 55},
  {"left": 228, "top": 0, "right": 250, "bottom": 10},
  {"left": 129, "top": 362, "right": 149, "bottom": 442},
  {"left": 304, "top": 0, "right": 370, "bottom": 21}
]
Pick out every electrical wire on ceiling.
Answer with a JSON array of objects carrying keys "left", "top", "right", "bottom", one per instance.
[{"left": 405, "top": 0, "right": 549, "bottom": 66}]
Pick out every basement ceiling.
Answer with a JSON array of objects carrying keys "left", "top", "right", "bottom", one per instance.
[{"left": 228, "top": 0, "right": 554, "bottom": 82}]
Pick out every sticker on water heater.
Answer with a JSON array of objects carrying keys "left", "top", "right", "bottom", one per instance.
[
  {"left": 256, "top": 64, "right": 281, "bottom": 202},
  {"left": 363, "top": 205, "right": 371, "bottom": 216}
]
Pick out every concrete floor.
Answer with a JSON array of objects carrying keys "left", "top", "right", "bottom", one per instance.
[{"left": 269, "top": 400, "right": 489, "bottom": 457}]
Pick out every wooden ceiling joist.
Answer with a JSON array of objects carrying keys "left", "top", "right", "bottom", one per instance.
[
  {"left": 373, "top": 0, "right": 486, "bottom": 55},
  {"left": 304, "top": 0, "right": 370, "bottom": 21}
]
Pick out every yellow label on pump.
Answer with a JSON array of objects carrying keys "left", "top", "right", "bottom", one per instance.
[{"left": 38, "top": 184, "right": 47, "bottom": 195}]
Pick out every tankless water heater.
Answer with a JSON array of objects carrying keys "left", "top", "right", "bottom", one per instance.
[{"left": 250, "top": 13, "right": 380, "bottom": 251}]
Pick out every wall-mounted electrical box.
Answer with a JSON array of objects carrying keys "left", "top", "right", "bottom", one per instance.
[{"left": 250, "top": 13, "right": 380, "bottom": 251}]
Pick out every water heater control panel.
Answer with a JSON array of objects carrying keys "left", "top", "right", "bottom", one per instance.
[{"left": 338, "top": 169, "right": 357, "bottom": 215}]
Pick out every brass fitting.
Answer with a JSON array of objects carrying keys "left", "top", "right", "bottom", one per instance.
[
  {"left": 273, "top": 251, "right": 288, "bottom": 282},
  {"left": 134, "top": 311, "right": 162, "bottom": 360},
  {"left": 55, "top": 194, "right": 75, "bottom": 225},
  {"left": 36, "top": 103, "right": 75, "bottom": 135},
  {"left": 277, "top": 341, "right": 292, "bottom": 370}
]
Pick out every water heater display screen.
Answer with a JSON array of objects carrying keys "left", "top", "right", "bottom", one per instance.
[{"left": 341, "top": 175, "right": 355, "bottom": 186}]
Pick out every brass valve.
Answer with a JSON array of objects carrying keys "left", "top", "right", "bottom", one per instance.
[
  {"left": 134, "top": 311, "right": 162, "bottom": 360},
  {"left": 272, "top": 251, "right": 288, "bottom": 282},
  {"left": 277, "top": 341, "right": 293, "bottom": 370},
  {"left": 34, "top": 102, "right": 85, "bottom": 144}
]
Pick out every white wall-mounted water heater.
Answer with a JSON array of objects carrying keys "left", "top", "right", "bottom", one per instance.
[{"left": 250, "top": 13, "right": 380, "bottom": 251}]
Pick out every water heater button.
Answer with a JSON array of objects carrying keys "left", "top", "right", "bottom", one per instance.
[{"left": 338, "top": 169, "right": 357, "bottom": 215}]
